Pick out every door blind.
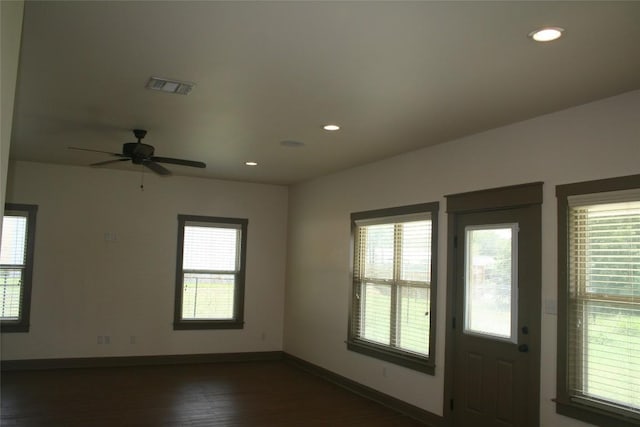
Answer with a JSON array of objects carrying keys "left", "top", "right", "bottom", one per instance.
[{"left": 567, "top": 196, "right": 640, "bottom": 415}]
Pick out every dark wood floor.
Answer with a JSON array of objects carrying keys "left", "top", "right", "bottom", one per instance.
[{"left": 1, "top": 360, "right": 426, "bottom": 426}]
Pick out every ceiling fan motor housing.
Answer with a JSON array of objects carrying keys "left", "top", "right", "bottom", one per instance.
[{"left": 123, "top": 142, "right": 155, "bottom": 163}]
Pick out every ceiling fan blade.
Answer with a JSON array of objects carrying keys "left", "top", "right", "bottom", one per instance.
[
  {"left": 151, "top": 156, "right": 206, "bottom": 168},
  {"left": 143, "top": 161, "right": 171, "bottom": 176},
  {"left": 90, "top": 158, "right": 130, "bottom": 167},
  {"left": 69, "top": 147, "right": 124, "bottom": 157}
]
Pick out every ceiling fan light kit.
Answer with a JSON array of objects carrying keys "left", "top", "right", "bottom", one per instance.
[{"left": 69, "top": 129, "right": 206, "bottom": 176}]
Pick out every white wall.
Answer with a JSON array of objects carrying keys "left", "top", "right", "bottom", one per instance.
[
  {"left": 3, "top": 90, "right": 638, "bottom": 426},
  {"left": 1, "top": 161, "right": 288, "bottom": 360},
  {"left": 284, "top": 90, "right": 640, "bottom": 426},
  {"left": 0, "top": 1, "right": 24, "bottom": 210}
]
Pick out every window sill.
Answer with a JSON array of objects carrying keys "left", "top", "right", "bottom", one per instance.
[
  {"left": 1, "top": 322, "right": 29, "bottom": 333},
  {"left": 173, "top": 320, "right": 244, "bottom": 330},
  {"left": 347, "top": 339, "right": 434, "bottom": 375},
  {"left": 556, "top": 397, "right": 640, "bottom": 427}
]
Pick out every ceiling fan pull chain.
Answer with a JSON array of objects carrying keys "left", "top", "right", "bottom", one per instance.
[{"left": 140, "top": 167, "right": 145, "bottom": 191}]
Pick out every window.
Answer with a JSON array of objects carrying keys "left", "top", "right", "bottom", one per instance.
[
  {"left": 464, "top": 224, "right": 519, "bottom": 343},
  {"left": 1, "top": 204, "right": 37, "bottom": 333},
  {"left": 556, "top": 175, "right": 640, "bottom": 426},
  {"left": 174, "top": 215, "right": 248, "bottom": 330},
  {"left": 348, "top": 202, "right": 438, "bottom": 374}
]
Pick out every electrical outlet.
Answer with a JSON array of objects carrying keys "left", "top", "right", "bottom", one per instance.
[{"left": 130, "top": 336, "right": 136, "bottom": 344}]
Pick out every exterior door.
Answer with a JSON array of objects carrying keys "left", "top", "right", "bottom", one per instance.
[{"left": 449, "top": 202, "right": 541, "bottom": 427}]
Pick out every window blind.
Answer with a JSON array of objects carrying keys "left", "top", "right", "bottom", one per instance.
[
  {"left": 181, "top": 223, "right": 241, "bottom": 320},
  {"left": 353, "top": 217, "right": 431, "bottom": 356},
  {"left": 183, "top": 225, "right": 239, "bottom": 272},
  {"left": 0, "top": 215, "right": 28, "bottom": 320},
  {"left": 567, "top": 196, "right": 640, "bottom": 416}
]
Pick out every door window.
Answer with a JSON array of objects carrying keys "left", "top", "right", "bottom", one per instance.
[{"left": 463, "top": 224, "right": 518, "bottom": 343}]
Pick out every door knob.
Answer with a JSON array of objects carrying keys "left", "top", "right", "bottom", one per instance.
[{"left": 518, "top": 344, "right": 529, "bottom": 353}]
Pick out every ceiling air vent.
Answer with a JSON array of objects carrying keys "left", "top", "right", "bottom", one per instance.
[{"left": 146, "top": 77, "right": 194, "bottom": 95}]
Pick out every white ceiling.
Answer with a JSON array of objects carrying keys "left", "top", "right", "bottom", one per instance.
[{"left": 10, "top": 1, "right": 640, "bottom": 185}]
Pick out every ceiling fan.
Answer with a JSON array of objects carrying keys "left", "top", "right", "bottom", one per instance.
[{"left": 69, "top": 129, "right": 206, "bottom": 176}]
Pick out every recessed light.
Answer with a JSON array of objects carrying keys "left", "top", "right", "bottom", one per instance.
[
  {"left": 323, "top": 124, "right": 340, "bottom": 131},
  {"left": 245, "top": 161, "right": 258, "bottom": 166},
  {"left": 529, "top": 27, "right": 565, "bottom": 42}
]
